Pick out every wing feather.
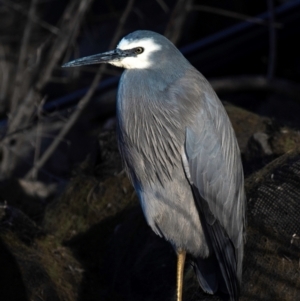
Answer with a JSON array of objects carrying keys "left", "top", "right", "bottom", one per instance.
[
  {"left": 165, "top": 68, "right": 246, "bottom": 299},
  {"left": 185, "top": 92, "right": 245, "bottom": 248},
  {"left": 181, "top": 79, "right": 246, "bottom": 299}
]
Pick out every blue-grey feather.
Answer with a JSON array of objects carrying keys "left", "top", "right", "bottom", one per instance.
[{"left": 116, "top": 30, "right": 246, "bottom": 300}]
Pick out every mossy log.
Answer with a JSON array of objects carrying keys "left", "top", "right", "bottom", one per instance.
[{"left": 0, "top": 104, "right": 299, "bottom": 301}]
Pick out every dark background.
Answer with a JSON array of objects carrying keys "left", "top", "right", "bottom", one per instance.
[
  {"left": 0, "top": 0, "right": 300, "bottom": 182},
  {"left": 0, "top": 2, "right": 300, "bottom": 301}
]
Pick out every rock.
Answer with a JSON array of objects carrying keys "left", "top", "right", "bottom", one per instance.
[{"left": 1, "top": 105, "right": 299, "bottom": 301}]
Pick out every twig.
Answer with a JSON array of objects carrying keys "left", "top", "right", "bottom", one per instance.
[
  {"left": 191, "top": 4, "right": 282, "bottom": 29},
  {"left": 25, "top": 0, "right": 135, "bottom": 179},
  {"left": 31, "top": 98, "right": 46, "bottom": 180},
  {"left": 6, "top": 0, "right": 92, "bottom": 135},
  {"left": 155, "top": 0, "right": 169, "bottom": 13},
  {"left": 0, "top": 46, "right": 9, "bottom": 105},
  {"left": 10, "top": 0, "right": 38, "bottom": 113},
  {"left": 267, "top": 0, "right": 277, "bottom": 81},
  {"left": 1, "top": 143, "right": 64, "bottom": 182},
  {"left": 36, "top": 0, "right": 93, "bottom": 90},
  {"left": 210, "top": 76, "right": 300, "bottom": 103},
  {"left": 164, "top": 0, "right": 193, "bottom": 44},
  {"left": 0, "top": 0, "right": 94, "bottom": 179},
  {"left": 1, "top": 0, "right": 60, "bottom": 34}
]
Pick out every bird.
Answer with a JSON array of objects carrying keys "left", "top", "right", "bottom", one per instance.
[{"left": 63, "top": 30, "right": 246, "bottom": 301}]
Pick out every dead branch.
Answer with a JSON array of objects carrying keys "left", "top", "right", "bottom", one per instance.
[
  {"left": 25, "top": 0, "right": 135, "bottom": 179},
  {"left": 191, "top": 4, "right": 282, "bottom": 28},
  {"left": 0, "top": 0, "right": 95, "bottom": 179},
  {"left": 164, "top": 0, "right": 193, "bottom": 44},
  {"left": 210, "top": 75, "right": 300, "bottom": 103},
  {"left": 267, "top": 0, "right": 277, "bottom": 81},
  {"left": 31, "top": 98, "right": 46, "bottom": 180},
  {"left": 6, "top": 0, "right": 93, "bottom": 135},
  {"left": 36, "top": 0, "right": 94, "bottom": 91},
  {"left": 155, "top": 0, "right": 169, "bottom": 13},
  {"left": 10, "top": 0, "right": 38, "bottom": 113},
  {"left": 1, "top": 0, "right": 59, "bottom": 35},
  {"left": 0, "top": 45, "right": 9, "bottom": 106}
]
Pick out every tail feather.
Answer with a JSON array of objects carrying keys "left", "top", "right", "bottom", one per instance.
[
  {"left": 192, "top": 255, "right": 218, "bottom": 295},
  {"left": 192, "top": 185, "right": 240, "bottom": 301},
  {"left": 205, "top": 219, "right": 240, "bottom": 300}
]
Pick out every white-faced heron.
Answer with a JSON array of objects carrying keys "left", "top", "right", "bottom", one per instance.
[{"left": 63, "top": 30, "right": 246, "bottom": 301}]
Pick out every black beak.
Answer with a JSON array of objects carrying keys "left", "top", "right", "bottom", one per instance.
[{"left": 62, "top": 49, "right": 126, "bottom": 68}]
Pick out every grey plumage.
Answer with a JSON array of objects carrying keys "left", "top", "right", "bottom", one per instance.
[{"left": 63, "top": 30, "right": 246, "bottom": 301}]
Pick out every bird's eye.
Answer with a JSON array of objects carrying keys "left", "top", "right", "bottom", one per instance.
[{"left": 134, "top": 47, "right": 144, "bottom": 54}]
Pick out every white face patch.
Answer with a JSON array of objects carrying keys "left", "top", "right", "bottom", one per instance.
[{"left": 109, "top": 37, "right": 162, "bottom": 69}]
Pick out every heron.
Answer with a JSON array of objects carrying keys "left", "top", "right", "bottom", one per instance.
[{"left": 63, "top": 30, "right": 246, "bottom": 301}]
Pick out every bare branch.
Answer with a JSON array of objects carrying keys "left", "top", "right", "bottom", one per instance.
[
  {"left": 191, "top": 5, "right": 282, "bottom": 28},
  {"left": 1, "top": 143, "right": 62, "bottom": 181},
  {"left": 164, "top": 0, "right": 193, "bottom": 44},
  {"left": 0, "top": 0, "right": 95, "bottom": 179},
  {"left": 267, "top": 0, "right": 277, "bottom": 81},
  {"left": 1, "top": 0, "right": 59, "bottom": 34},
  {"left": 10, "top": 0, "right": 39, "bottom": 113},
  {"left": 31, "top": 97, "right": 46, "bottom": 180},
  {"left": 210, "top": 76, "right": 300, "bottom": 103},
  {"left": 25, "top": 0, "right": 135, "bottom": 179},
  {"left": 36, "top": 0, "right": 94, "bottom": 91},
  {"left": 155, "top": 0, "right": 169, "bottom": 13},
  {"left": 7, "top": 0, "right": 93, "bottom": 135},
  {"left": 0, "top": 46, "right": 9, "bottom": 106}
]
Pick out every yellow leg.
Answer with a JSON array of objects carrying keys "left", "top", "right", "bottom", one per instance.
[{"left": 177, "top": 250, "right": 186, "bottom": 301}]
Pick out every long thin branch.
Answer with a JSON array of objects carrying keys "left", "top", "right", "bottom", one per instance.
[
  {"left": 0, "top": 46, "right": 9, "bottom": 104},
  {"left": 0, "top": 0, "right": 95, "bottom": 179},
  {"left": 7, "top": 0, "right": 91, "bottom": 134},
  {"left": 1, "top": 0, "right": 59, "bottom": 34},
  {"left": 191, "top": 5, "right": 282, "bottom": 28},
  {"left": 155, "top": 0, "right": 169, "bottom": 13},
  {"left": 164, "top": 0, "right": 193, "bottom": 44},
  {"left": 210, "top": 76, "right": 300, "bottom": 103},
  {"left": 2, "top": 143, "right": 64, "bottom": 182},
  {"left": 10, "top": 0, "right": 38, "bottom": 113},
  {"left": 267, "top": 0, "right": 277, "bottom": 81},
  {"left": 36, "top": 0, "right": 92, "bottom": 90},
  {"left": 31, "top": 97, "right": 46, "bottom": 180},
  {"left": 25, "top": 0, "right": 135, "bottom": 179}
]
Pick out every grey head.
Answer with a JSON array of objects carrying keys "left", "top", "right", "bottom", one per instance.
[{"left": 62, "top": 30, "right": 189, "bottom": 73}]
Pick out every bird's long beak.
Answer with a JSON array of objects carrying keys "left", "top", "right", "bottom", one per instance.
[{"left": 62, "top": 49, "right": 125, "bottom": 68}]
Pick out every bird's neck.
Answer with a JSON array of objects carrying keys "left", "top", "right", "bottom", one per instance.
[
  {"left": 116, "top": 69, "right": 184, "bottom": 185},
  {"left": 123, "top": 66, "right": 185, "bottom": 90}
]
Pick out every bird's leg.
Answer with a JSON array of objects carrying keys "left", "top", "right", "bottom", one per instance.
[{"left": 176, "top": 249, "right": 186, "bottom": 301}]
